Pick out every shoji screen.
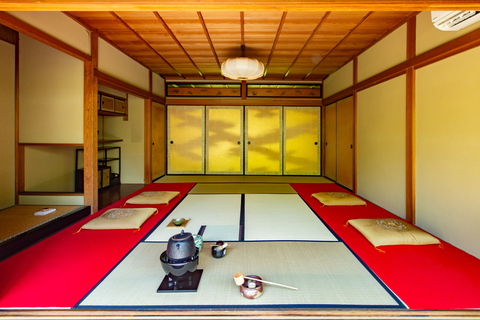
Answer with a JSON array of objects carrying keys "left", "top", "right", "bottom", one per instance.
[
  {"left": 245, "top": 106, "right": 282, "bottom": 175},
  {"left": 167, "top": 105, "right": 205, "bottom": 174},
  {"left": 283, "top": 107, "right": 321, "bottom": 175},
  {"left": 206, "top": 106, "right": 244, "bottom": 174}
]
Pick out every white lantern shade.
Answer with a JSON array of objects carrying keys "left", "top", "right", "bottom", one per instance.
[{"left": 221, "top": 57, "right": 265, "bottom": 80}]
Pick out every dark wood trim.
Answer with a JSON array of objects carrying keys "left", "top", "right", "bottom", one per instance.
[
  {"left": 144, "top": 98, "right": 153, "bottom": 184},
  {"left": 0, "top": 12, "right": 91, "bottom": 62},
  {"left": 96, "top": 69, "right": 165, "bottom": 104},
  {"left": 352, "top": 56, "right": 358, "bottom": 194},
  {"left": 166, "top": 98, "right": 321, "bottom": 106},
  {"left": 0, "top": 23, "right": 17, "bottom": 44},
  {"left": 405, "top": 17, "right": 416, "bottom": 224},
  {"left": 14, "top": 30, "right": 21, "bottom": 203}
]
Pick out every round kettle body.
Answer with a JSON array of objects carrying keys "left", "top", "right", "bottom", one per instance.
[{"left": 166, "top": 230, "right": 196, "bottom": 262}]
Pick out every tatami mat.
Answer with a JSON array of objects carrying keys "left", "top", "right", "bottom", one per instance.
[
  {"left": 78, "top": 241, "right": 404, "bottom": 309},
  {"left": 157, "top": 175, "right": 333, "bottom": 184},
  {"left": 244, "top": 194, "right": 338, "bottom": 241},
  {"left": 190, "top": 183, "right": 296, "bottom": 194},
  {"left": 145, "top": 194, "right": 242, "bottom": 242},
  {"left": 0, "top": 205, "right": 83, "bottom": 244}
]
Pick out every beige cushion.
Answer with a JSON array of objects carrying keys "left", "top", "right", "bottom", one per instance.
[
  {"left": 125, "top": 191, "right": 180, "bottom": 205},
  {"left": 347, "top": 218, "right": 441, "bottom": 247},
  {"left": 81, "top": 208, "right": 157, "bottom": 230},
  {"left": 312, "top": 192, "right": 367, "bottom": 206}
]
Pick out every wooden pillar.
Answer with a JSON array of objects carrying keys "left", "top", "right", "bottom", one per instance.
[
  {"left": 352, "top": 56, "right": 358, "bottom": 194},
  {"left": 144, "top": 98, "right": 153, "bottom": 184},
  {"left": 144, "top": 70, "right": 153, "bottom": 184},
  {"left": 83, "top": 33, "right": 99, "bottom": 213},
  {"left": 406, "top": 17, "right": 416, "bottom": 224}
]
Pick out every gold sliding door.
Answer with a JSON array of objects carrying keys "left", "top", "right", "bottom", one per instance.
[
  {"left": 167, "top": 105, "right": 205, "bottom": 174},
  {"left": 245, "top": 106, "right": 282, "bottom": 175},
  {"left": 206, "top": 106, "right": 244, "bottom": 174},
  {"left": 283, "top": 107, "right": 321, "bottom": 175}
]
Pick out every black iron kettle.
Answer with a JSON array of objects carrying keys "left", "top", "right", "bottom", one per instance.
[{"left": 166, "top": 230, "right": 196, "bottom": 262}]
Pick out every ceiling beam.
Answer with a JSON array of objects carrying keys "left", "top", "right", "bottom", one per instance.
[{"left": 2, "top": 0, "right": 480, "bottom": 11}]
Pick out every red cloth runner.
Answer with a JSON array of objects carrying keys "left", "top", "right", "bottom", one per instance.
[
  {"left": 291, "top": 183, "right": 480, "bottom": 310},
  {"left": 0, "top": 183, "right": 195, "bottom": 309}
]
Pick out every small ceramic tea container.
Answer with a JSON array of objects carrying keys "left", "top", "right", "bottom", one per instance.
[
  {"left": 239, "top": 275, "right": 263, "bottom": 299},
  {"left": 211, "top": 240, "right": 226, "bottom": 258}
]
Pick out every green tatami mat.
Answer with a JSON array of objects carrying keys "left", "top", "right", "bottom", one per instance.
[
  {"left": 189, "top": 183, "right": 296, "bottom": 194},
  {"left": 78, "top": 242, "right": 405, "bottom": 309}
]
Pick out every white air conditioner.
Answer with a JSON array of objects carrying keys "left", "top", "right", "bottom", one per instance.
[{"left": 431, "top": 11, "right": 480, "bottom": 31}]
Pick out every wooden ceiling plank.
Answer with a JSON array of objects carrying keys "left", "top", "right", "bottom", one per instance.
[
  {"left": 283, "top": 11, "right": 330, "bottom": 79},
  {"left": 263, "top": 11, "right": 287, "bottom": 79},
  {"left": 197, "top": 12, "right": 222, "bottom": 71},
  {"left": 154, "top": 11, "right": 205, "bottom": 79},
  {"left": 303, "top": 11, "right": 372, "bottom": 79},
  {"left": 110, "top": 11, "right": 185, "bottom": 78}
]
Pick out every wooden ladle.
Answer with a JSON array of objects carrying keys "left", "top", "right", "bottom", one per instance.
[{"left": 234, "top": 272, "right": 298, "bottom": 290}]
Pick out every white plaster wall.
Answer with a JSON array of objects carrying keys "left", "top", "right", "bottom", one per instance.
[
  {"left": 104, "top": 95, "right": 145, "bottom": 183},
  {"left": 358, "top": 25, "right": 407, "bottom": 82},
  {"left": 416, "top": 11, "right": 480, "bottom": 56},
  {"left": 323, "top": 61, "right": 353, "bottom": 99},
  {"left": 416, "top": 46, "right": 480, "bottom": 259},
  {"left": 19, "top": 34, "right": 84, "bottom": 144},
  {"left": 152, "top": 72, "right": 165, "bottom": 97},
  {"left": 357, "top": 75, "right": 406, "bottom": 219},
  {"left": 7, "top": 11, "right": 90, "bottom": 54},
  {"left": 98, "top": 38, "right": 149, "bottom": 92},
  {"left": 0, "top": 40, "right": 16, "bottom": 209}
]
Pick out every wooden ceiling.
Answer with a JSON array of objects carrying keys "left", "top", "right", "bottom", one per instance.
[
  {"left": 3, "top": 1, "right": 479, "bottom": 81},
  {"left": 65, "top": 10, "right": 418, "bottom": 81}
]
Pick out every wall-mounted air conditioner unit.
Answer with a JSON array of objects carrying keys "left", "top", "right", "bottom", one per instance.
[{"left": 431, "top": 11, "right": 480, "bottom": 31}]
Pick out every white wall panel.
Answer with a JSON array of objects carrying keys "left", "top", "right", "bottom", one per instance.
[
  {"left": 98, "top": 38, "right": 149, "bottom": 92},
  {"left": 7, "top": 11, "right": 90, "bottom": 54},
  {"left": 358, "top": 25, "right": 406, "bottom": 82},
  {"left": 416, "top": 47, "right": 480, "bottom": 259},
  {"left": 19, "top": 34, "right": 84, "bottom": 143},
  {"left": 357, "top": 75, "right": 406, "bottom": 218}
]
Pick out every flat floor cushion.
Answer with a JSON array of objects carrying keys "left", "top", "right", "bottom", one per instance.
[
  {"left": 347, "top": 218, "right": 441, "bottom": 247},
  {"left": 312, "top": 192, "right": 366, "bottom": 206},
  {"left": 81, "top": 208, "right": 157, "bottom": 230},
  {"left": 125, "top": 191, "right": 180, "bottom": 205}
]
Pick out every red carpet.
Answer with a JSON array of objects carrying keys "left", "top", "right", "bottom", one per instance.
[
  {"left": 291, "top": 183, "right": 480, "bottom": 310},
  {"left": 0, "top": 183, "right": 195, "bottom": 309}
]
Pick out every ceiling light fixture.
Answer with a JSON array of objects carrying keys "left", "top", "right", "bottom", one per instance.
[{"left": 221, "top": 45, "right": 264, "bottom": 80}]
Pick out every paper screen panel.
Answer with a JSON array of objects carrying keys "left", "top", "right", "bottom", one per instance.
[
  {"left": 206, "top": 106, "right": 243, "bottom": 174},
  {"left": 245, "top": 106, "right": 282, "bottom": 175},
  {"left": 167, "top": 105, "right": 205, "bottom": 174},
  {"left": 283, "top": 107, "right": 321, "bottom": 175}
]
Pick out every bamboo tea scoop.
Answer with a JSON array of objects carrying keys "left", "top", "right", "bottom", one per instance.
[{"left": 234, "top": 272, "right": 298, "bottom": 290}]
